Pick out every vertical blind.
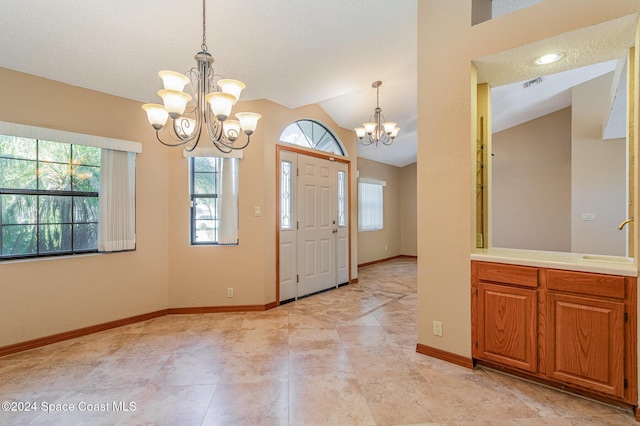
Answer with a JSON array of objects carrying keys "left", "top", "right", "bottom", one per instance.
[
  {"left": 218, "top": 158, "right": 239, "bottom": 244},
  {"left": 358, "top": 180, "right": 385, "bottom": 231},
  {"left": 98, "top": 149, "right": 136, "bottom": 251}
]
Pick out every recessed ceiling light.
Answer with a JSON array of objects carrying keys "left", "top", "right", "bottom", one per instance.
[{"left": 534, "top": 53, "right": 564, "bottom": 65}]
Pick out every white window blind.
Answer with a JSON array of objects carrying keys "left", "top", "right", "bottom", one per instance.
[
  {"left": 98, "top": 149, "right": 136, "bottom": 252},
  {"left": 358, "top": 180, "right": 385, "bottom": 231}
]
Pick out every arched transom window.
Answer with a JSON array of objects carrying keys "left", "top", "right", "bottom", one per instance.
[{"left": 279, "top": 119, "right": 346, "bottom": 156}]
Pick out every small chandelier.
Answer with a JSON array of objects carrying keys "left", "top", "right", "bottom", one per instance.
[
  {"left": 141, "top": 0, "right": 261, "bottom": 153},
  {"left": 355, "top": 81, "right": 400, "bottom": 146}
]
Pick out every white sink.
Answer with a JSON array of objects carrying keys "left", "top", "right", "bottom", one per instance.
[{"left": 578, "top": 254, "right": 634, "bottom": 264}]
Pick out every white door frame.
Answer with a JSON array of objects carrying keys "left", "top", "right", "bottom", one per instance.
[{"left": 276, "top": 145, "right": 351, "bottom": 304}]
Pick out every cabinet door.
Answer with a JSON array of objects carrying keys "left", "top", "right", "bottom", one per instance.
[
  {"left": 477, "top": 282, "right": 537, "bottom": 372},
  {"left": 547, "top": 292, "right": 625, "bottom": 398}
]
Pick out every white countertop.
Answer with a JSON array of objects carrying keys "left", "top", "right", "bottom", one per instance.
[{"left": 471, "top": 247, "right": 637, "bottom": 277}]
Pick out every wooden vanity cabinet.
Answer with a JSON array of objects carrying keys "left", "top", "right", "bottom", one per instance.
[
  {"left": 473, "top": 262, "right": 538, "bottom": 373},
  {"left": 546, "top": 270, "right": 630, "bottom": 400},
  {"left": 472, "top": 261, "right": 637, "bottom": 406}
]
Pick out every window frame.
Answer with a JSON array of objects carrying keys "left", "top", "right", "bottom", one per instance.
[
  {"left": 189, "top": 156, "right": 222, "bottom": 245},
  {"left": 0, "top": 138, "right": 100, "bottom": 260},
  {"left": 279, "top": 119, "right": 346, "bottom": 156}
]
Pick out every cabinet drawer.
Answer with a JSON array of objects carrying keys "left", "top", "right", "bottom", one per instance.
[
  {"left": 547, "top": 269, "right": 625, "bottom": 299},
  {"left": 477, "top": 262, "right": 538, "bottom": 288}
]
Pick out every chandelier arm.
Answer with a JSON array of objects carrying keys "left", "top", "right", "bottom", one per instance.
[
  {"left": 223, "top": 134, "right": 252, "bottom": 150},
  {"left": 155, "top": 130, "right": 190, "bottom": 148},
  {"left": 360, "top": 136, "right": 374, "bottom": 146}
]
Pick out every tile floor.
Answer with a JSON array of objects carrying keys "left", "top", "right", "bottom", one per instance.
[{"left": 0, "top": 258, "right": 637, "bottom": 425}]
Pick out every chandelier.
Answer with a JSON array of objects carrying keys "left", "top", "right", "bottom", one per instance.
[
  {"left": 355, "top": 81, "right": 400, "bottom": 146},
  {"left": 141, "top": 0, "right": 261, "bottom": 153}
]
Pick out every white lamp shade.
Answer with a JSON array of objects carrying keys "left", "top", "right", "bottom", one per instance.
[
  {"left": 236, "top": 112, "right": 261, "bottom": 135},
  {"left": 158, "top": 89, "right": 192, "bottom": 118},
  {"left": 217, "top": 79, "right": 246, "bottom": 105},
  {"left": 223, "top": 120, "right": 241, "bottom": 141},
  {"left": 142, "top": 104, "right": 169, "bottom": 129},
  {"left": 390, "top": 127, "right": 400, "bottom": 138},
  {"left": 206, "top": 92, "right": 235, "bottom": 120},
  {"left": 158, "top": 70, "right": 191, "bottom": 91},
  {"left": 363, "top": 122, "right": 377, "bottom": 134},
  {"left": 176, "top": 117, "right": 197, "bottom": 138},
  {"left": 355, "top": 127, "right": 366, "bottom": 139},
  {"left": 383, "top": 122, "right": 397, "bottom": 134}
]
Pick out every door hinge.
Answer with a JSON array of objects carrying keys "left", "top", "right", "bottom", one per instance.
[
  {"left": 296, "top": 274, "right": 299, "bottom": 283},
  {"left": 296, "top": 168, "right": 299, "bottom": 177},
  {"left": 475, "top": 288, "right": 478, "bottom": 297},
  {"left": 475, "top": 340, "right": 478, "bottom": 348},
  {"left": 624, "top": 379, "right": 628, "bottom": 389},
  {"left": 625, "top": 312, "right": 628, "bottom": 323},
  {"left": 296, "top": 221, "right": 299, "bottom": 230}
]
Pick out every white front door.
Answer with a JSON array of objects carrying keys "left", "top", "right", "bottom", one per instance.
[
  {"left": 297, "top": 154, "right": 336, "bottom": 297},
  {"left": 278, "top": 150, "right": 349, "bottom": 302}
]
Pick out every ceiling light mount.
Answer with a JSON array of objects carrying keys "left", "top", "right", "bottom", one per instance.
[
  {"left": 355, "top": 81, "right": 400, "bottom": 146},
  {"left": 534, "top": 52, "right": 564, "bottom": 65},
  {"left": 141, "top": 0, "right": 261, "bottom": 153}
]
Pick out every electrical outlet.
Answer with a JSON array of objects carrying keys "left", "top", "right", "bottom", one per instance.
[
  {"left": 254, "top": 206, "right": 261, "bottom": 217},
  {"left": 433, "top": 320, "right": 443, "bottom": 336},
  {"left": 227, "top": 288, "right": 234, "bottom": 298}
]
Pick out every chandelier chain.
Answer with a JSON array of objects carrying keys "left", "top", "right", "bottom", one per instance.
[{"left": 201, "top": 0, "right": 208, "bottom": 52}]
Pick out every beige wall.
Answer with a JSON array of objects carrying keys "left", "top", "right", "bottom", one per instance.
[
  {"left": 571, "top": 73, "right": 627, "bottom": 256},
  {"left": 417, "top": 1, "right": 640, "bottom": 357},
  {"left": 401, "top": 162, "right": 418, "bottom": 256},
  {"left": 356, "top": 157, "right": 402, "bottom": 264},
  {"left": 0, "top": 68, "right": 170, "bottom": 346},
  {"left": 0, "top": 69, "right": 359, "bottom": 347},
  {"left": 168, "top": 100, "right": 359, "bottom": 308},
  {"left": 492, "top": 108, "right": 572, "bottom": 252}
]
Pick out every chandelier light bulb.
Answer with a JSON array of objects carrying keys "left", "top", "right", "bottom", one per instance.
[
  {"left": 390, "top": 127, "right": 400, "bottom": 138},
  {"left": 236, "top": 112, "right": 262, "bottom": 135},
  {"left": 217, "top": 79, "right": 246, "bottom": 105},
  {"left": 142, "top": 104, "right": 169, "bottom": 130},
  {"left": 363, "top": 122, "right": 377, "bottom": 135},
  {"left": 206, "top": 92, "right": 236, "bottom": 121},
  {"left": 355, "top": 127, "right": 365, "bottom": 139},
  {"left": 223, "top": 120, "right": 241, "bottom": 141},
  {"left": 158, "top": 70, "right": 191, "bottom": 91},
  {"left": 176, "top": 117, "right": 197, "bottom": 138},
  {"left": 383, "top": 122, "right": 397, "bottom": 134},
  {"left": 158, "top": 89, "right": 192, "bottom": 119}
]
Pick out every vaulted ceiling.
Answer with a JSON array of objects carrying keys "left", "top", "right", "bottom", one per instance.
[{"left": 0, "top": 1, "right": 636, "bottom": 167}]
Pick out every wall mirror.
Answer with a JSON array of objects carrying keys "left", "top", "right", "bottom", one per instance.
[{"left": 473, "top": 13, "right": 638, "bottom": 257}]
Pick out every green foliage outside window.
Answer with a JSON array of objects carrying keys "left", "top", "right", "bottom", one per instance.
[{"left": 0, "top": 135, "right": 100, "bottom": 259}]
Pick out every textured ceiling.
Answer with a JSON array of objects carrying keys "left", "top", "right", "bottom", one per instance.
[
  {"left": 0, "top": 2, "right": 637, "bottom": 167},
  {"left": 0, "top": 0, "right": 417, "bottom": 167},
  {"left": 475, "top": 13, "right": 638, "bottom": 133}
]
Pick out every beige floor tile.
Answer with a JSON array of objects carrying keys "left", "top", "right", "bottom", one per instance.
[
  {"left": 289, "top": 377, "right": 376, "bottom": 425},
  {"left": 0, "top": 258, "right": 636, "bottom": 425},
  {"left": 202, "top": 380, "right": 288, "bottom": 425},
  {"left": 337, "top": 325, "right": 399, "bottom": 349}
]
